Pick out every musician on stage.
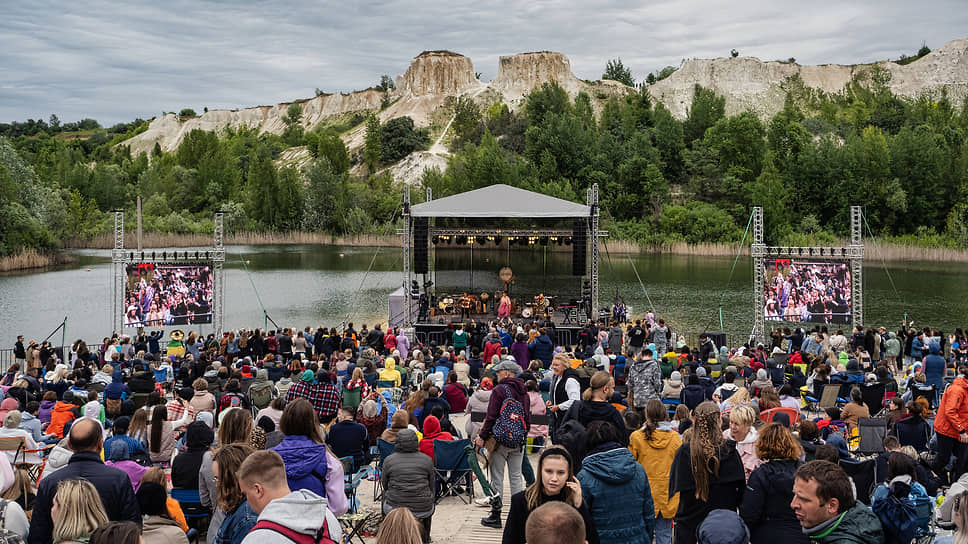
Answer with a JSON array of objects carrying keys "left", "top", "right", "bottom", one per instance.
[
  {"left": 459, "top": 293, "right": 472, "bottom": 320},
  {"left": 497, "top": 292, "right": 512, "bottom": 319}
]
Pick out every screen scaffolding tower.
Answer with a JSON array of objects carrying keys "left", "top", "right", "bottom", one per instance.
[
  {"left": 750, "top": 205, "right": 864, "bottom": 345},
  {"left": 111, "top": 212, "right": 227, "bottom": 336}
]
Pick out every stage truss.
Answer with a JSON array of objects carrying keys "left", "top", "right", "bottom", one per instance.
[
  {"left": 399, "top": 184, "right": 604, "bottom": 328},
  {"left": 750, "top": 205, "right": 864, "bottom": 345},
  {"left": 111, "top": 212, "right": 226, "bottom": 335}
]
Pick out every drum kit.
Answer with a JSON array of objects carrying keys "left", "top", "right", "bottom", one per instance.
[{"left": 433, "top": 291, "right": 556, "bottom": 319}]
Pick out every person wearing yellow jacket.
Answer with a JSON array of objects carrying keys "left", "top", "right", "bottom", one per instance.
[
  {"left": 379, "top": 357, "right": 402, "bottom": 387},
  {"left": 628, "top": 398, "right": 681, "bottom": 544}
]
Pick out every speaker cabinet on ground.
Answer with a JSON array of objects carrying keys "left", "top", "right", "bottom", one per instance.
[
  {"left": 572, "top": 218, "right": 586, "bottom": 276},
  {"left": 414, "top": 218, "right": 428, "bottom": 274}
]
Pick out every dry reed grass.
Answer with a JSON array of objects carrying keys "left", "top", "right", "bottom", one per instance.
[
  {"left": 0, "top": 249, "right": 74, "bottom": 273},
  {"left": 61, "top": 231, "right": 968, "bottom": 262}
]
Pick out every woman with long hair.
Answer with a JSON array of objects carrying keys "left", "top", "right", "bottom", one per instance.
[
  {"left": 503, "top": 446, "right": 598, "bottom": 544},
  {"left": 271, "top": 398, "right": 348, "bottom": 514},
  {"left": 937, "top": 491, "right": 968, "bottom": 544},
  {"left": 739, "top": 423, "right": 807, "bottom": 543},
  {"left": 213, "top": 443, "right": 257, "bottom": 544},
  {"left": 129, "top": 406, "right": 149, "bottom": 446},
  {"left": 841, "top": 386, "right": 870, "bottom": 431},
  {"left": 147, "top": 404, "right": 176, "bottom": 464},
  {"left": 52, "top": 479, "right": 108, "bottom": 544},
  {"left": 376, "top": 507, "right": 425, "bottom": 544},
  {"left": 669, "top": 401, "right": 745, "bottom": 544},
  {"left": 629, "top": 399, "right": 682, "bottom": 544}
]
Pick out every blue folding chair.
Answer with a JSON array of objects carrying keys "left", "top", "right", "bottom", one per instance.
[
  {"left": 170, "top": 488, "right": 209, "bottom": 544},
  {"left": 662, "top": 398, "right": 679, "bottom": 416},
  {"left": 433, "top": 438, "right": 473, "bottom": 504},
  {"left": 374, "top": 438, "right": 395, "bottom": 502}
]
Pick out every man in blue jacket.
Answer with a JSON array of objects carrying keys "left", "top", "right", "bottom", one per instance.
[
  {"left": 29, "top": 418, "right": 141, "bottom": 544},
  {"left": 923, "top": 342, "right": 947, "bottom": 405}
]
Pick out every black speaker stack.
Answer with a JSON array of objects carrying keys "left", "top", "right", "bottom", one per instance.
[
  {"left": 414, "top": 218, "right": 429, "bottom": 274},
  {"left": 572, "top": 218, "right": 586, "bottom": 276}
]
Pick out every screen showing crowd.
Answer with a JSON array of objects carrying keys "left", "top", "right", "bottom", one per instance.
[
  {"left": 763, "top": 259, "right": 851, "bottom": 324},
  {"left": 124, "top": 263, "right": 213, "bottom": 327}
]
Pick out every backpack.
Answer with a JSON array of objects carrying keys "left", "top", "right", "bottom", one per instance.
[
  {"left": 0, "top": 499, "right": 25, "bottom": 544},
  {"left": 221, "top": 393, "right": 243, "bottom": 410},
  {"left": 872, "top": 481, "right": 918, "bottom": 544},
  {"left": 249, "top": 383, "right": 273, "bottom": 410},
  {"left": 105, "top": 397, "right": 122, "bottom": 417},
  {"left": 251, "top": 519, "right": 337, "bottom": 544},
  {"left": 492, "top": 385, "right": 528, "bottom": 448}
]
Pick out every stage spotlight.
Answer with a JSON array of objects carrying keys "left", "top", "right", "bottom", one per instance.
[
  {"left": 477, "top": 236, "right": 486, "bottom": 245},
  {"left": 432, "top": 236, "right": 440, "bottom": 245},
  {"left": 194, "top": 251, "right": 199, "bottom": 259},
  {"left": 841, "top": 248, "right": 847, "bottom": 256},
  {"left": 162, "top": 251, "right": 167, "bottom": 260},
  {"left": 152, "top": 251, "right": 156, "bottom": 260},
  {"left": 564, "top": 237, "right": 572, "bottom": 246},
  {"left": 205, "top": 251, "right": 210, "bottom": 259},
  {"left": 494, "top": 236, "right": 503, "bottom": 245},
  {"left": 819, "top": 248, "right": 825, "bottom": 256}
]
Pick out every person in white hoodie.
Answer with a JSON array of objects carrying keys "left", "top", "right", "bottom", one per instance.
[{"left": 238, "top": 450, "right": 341, "bottom": 544}]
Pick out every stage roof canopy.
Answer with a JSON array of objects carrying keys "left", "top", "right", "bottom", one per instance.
[{"left": 410, "top": 184, "right": 591, "bottom": 218}]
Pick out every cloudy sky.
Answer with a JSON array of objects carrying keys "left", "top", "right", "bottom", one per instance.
[{"left": 2, "top": 0, "right": 966, "bottom": 125}]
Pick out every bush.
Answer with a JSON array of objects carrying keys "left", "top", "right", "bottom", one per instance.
[{"left": 179, "top": 109, "right": 197, "bottom": 119}]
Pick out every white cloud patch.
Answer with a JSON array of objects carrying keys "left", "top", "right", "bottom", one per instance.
[{"left": 1, "top": 0, "right": 965, "bottom": 124}]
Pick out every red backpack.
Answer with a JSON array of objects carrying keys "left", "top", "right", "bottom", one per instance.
[{"left": 251, "top": 520, "right": 337, "bottom": 544}]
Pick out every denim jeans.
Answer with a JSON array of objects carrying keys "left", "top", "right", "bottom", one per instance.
[
  {"left": 490, "top": 444, "right": 524, "bottom": 503},
  {"left": 653, "top": 514, "right": 672, "bottom": 544}
]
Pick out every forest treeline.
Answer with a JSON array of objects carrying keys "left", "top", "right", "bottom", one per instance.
[{"left": 1, "top": 66, "right": 968, "bottom": 261}]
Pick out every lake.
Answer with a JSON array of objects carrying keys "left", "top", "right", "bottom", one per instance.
[{"left": 0, "top": 244, "right": 962, "bottom": 346}]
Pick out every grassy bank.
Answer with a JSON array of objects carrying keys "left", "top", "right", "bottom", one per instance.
[
  {"left": 0, "top": 249, "right": 75, "bottom": 273},
  {"left": 53, "top": 231, "right": 968, "bottom": 264}
]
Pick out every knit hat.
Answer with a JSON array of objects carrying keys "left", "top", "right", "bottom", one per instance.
[
  {"left": 669, "top": 371, "right": 682, "bottom": 386},
  {"left": 3, "top": 410, "right": 21, "bottom": 429},
  {"left": 301, "top": 370, "right": 315, "bottom": 382},
  {"left": 62, "top": 390, "right": 74, "bottom": 403},
  {"left": 695, "top": 367, "right": 707, "bottom": 377},
  {"left": 0, "top": 398, "right": 18, "bottom": 421},
  {"left": 756, "top": 369, "right": 767, "bottom": 381}
]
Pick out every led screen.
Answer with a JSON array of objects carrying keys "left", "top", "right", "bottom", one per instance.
[
  {"left": 124, "top": 263, "right": 213, "bottom": 327},
  {"left": 763, "top": 259, "right": 850, "bottom": 323}
]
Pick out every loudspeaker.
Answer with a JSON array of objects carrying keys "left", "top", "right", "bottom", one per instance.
[
  {"left": 414, "top": 218, "right": 428, "bottom": 274},
  {"left": 572, "top": 218, "right": 586, "bottom": 276}
]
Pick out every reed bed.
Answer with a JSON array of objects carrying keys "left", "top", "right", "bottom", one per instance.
[{"left": 0, "top": 249, "right": 74, "bottom": 273}]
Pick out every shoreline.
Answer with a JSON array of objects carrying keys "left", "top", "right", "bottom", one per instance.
[{"left": 4, "top": 232, "right": 968, "bottom": 274}]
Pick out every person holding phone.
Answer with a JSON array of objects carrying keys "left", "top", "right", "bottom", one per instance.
[{"left": 502, "top": 446, "right": 598, "bottom": 544}]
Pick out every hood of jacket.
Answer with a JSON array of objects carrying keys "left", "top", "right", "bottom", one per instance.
[
  {"left": 390, "top": 409, "right": 409, "bottom": 430},
  {"left": 185, "top": 421, "right": 214, "bottom": 450},
  {"left": 498, "top": 376, "right": 528, "bottom": 398},
  {"left": 395, "top": 429, "right": 419, "bottom": 453},
  {"left": 111, "top": 371, "right": 124, "bottom": 384},
  {"left": 578, "top": 400, "right": 622, "bottom": 423},
  {"left": 384, "top": 358, "right": 396, "bottom": 371},
  {"left": 534, "top": 335, "right": 552, "bottom": 346},
  {"left": 204, "top": 369, "right": 218, "bottom": 380},
  {"left": 274, "top": 435, "right": 329, "bottom": 479},
  {"left": 253, "top": 369, "right": 269, "bottom": 384},
  {"left": 726, "top": 426, "right": 758, "bottom": 445},
  {"left": 929, "top": 342, "right": 941, "bottom": 355},
  {"left": 255, "top": 489, "right": 331, "bottom": 536},
  {"left": 53, "top": 402, "right": 75, "bottom": 414},
  {"left": 647, "top": 425, "right": 679, "bottom": 449},
  {"left": 580, "top": 446, "right": 640, "bottom": 484}
]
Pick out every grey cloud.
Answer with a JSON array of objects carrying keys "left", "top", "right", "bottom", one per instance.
[{"left": 1, "top": 0, "right": 966, "bottom": 124}]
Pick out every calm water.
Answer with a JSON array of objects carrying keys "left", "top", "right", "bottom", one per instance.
[{"left": 0, "top": 244, "right": 963, "bottom": 345}]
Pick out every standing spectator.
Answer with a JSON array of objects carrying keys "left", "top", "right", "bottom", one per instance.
[
  {"left": 669, "top": 402, "right": 745, "bottom": 544},
  {"left": 466, "top": 378, "right": 493, "bottom": 441},
  {"left": 933, "top": 368, "right": 968, "bottom": 485},
  {"left": 791, "top": 461, "right": 885, "bottom": 544},
  {"left": 548, "top": 354, "right": 581, "bottom": 441},
  {"left": 13, "top": 336, "right": 26, "bottom": 365},
  {"left": 29, "top": 418, "right": 141, "bottom": 544},
  {"left": 627, "top": 321, "right": 647, "bottom": 358},
  {"left": 629, "top": 399, "right": 682, "bottom": 544},
  {"left": 381, "top": 429, "right": 435, "bottom": 543},
  {"left": 502, "top": 446, "right": 598, "bottom": 544},
  {"left": 477, "top": 360, "right": 531, "bottom": 529},
  {"left": 626, "top": 349, "right": 663, "bottom": 413},
  {"left": 526, "top": 380, "right": 549, "bottom": 451},
  {"left": 739, "top": 423, "right": 808, "bottom": 543},
  {"left": 529, "top": 329, "right": 555, "bottom": 369},
  {"left": 237, "top": 450, "right": 341, "bottom": 544},
  {"left": 650, "top": 320, "right": 669, "bottom": 356},
  {"left": 577, "top": 421, "right": 653, "bottom": 544},
  {"left": 724, "top": 404, "right": 762, "bottom": 480}
]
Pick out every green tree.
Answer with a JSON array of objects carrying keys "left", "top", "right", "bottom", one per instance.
[
  {"left": 748, "top": 158, "right": 791, "bottom": 243},
  {"left": 363, "top": 114, "right": 382, "bottom": 172},
  {"left": 282, "top": 103, "right": 305, "bottom": 146},
  {"left": 703, "top": 112, "right": 766, "bottom": 183},
  {"left": 317, "top": 133, "right": 350, "bottom": 175},
  {"left": 380, "top": 116, "right": 430, "bottom": 163},
  {"left": 245, "top": 147, "right": 280, "bottom": 228},
  {"left": 179, "top": 108, "right": 197, "bottom": 118},
  {"left": 275, "top": 167, "right": 304, "bottom": 230},
  {"left": 652, "top": 102, "right": 686, "bottom": 182},
  {"left": 683, "top": 85, "right": 726, "bottom": 146},
  {"left": 302, "top": 159, "right": 348, "bottom": 232},
  {"left": 602, "top": 58, "right": 634, "bottom": 86},
  {"left": 524, "top": 82, "right": 571, "bottom": 127},
  {"left": 451, "top": 95, "right": 482, "bottom": 150}
]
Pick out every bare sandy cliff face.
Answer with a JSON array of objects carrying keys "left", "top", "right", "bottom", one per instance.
[{"left": 650, "top": 38, "right": 968, "bottom": 119}]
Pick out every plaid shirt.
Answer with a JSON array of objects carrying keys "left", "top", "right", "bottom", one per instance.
[
  {"left": 286, "top": 381, "right": 342, "bottom": 420},
  {"left": 166, "top": 400, "right": 195, "bottom": 431}
]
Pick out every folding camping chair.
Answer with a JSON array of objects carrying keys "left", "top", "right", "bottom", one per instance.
[
  {"left": 0, "top": 436, "right": 47, "bottom": 483},
  {"left": 759, "top": 407, "right": 801, "bottom": 426},
  {"left": 433, "top": 438, "right": 473, "bottom": 504},
  {"left": 170, "top": 488, "right": 210, "bottom": 544},
  {"left": 860, "top": 383, "right": 886, "bottom": 418},
  {"left": 855, "top": 417, "right": 888, "bottom": 456},
  {"left": 805, "top": 384, "right": 845, "bottom": 416},
  {"left": 841, "top": 458, "right": 876, "bottom": 505},
  {"left": 373, "top": 438, "right": 395, "bottom": 502}
]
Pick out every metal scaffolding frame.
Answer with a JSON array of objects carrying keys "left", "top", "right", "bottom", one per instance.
[
  {"left": 587, "top": 183, "right": 600, "bottom": 317},
  {"left": 402, "top": 186, "right": 412, "bottom": 327},
  {"left": 750, "top": 205, "right": 864, "bottom": 345},
  {"left": 111, "top": 212, "right": 227, "bottom": 336}
]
